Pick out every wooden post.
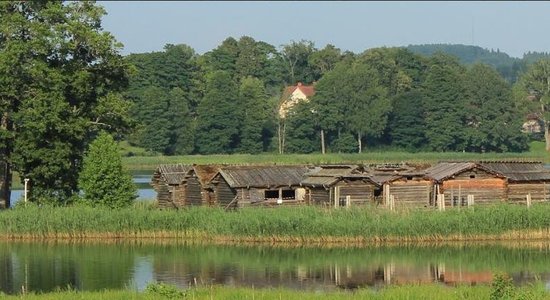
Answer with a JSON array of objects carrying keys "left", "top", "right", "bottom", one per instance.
[
  {"left": 437, "top": 194, "right": 446, "bottom": 212},
  {"left": 467, "top": 195, "right": 474, "bottom": 207},
  {"left": 389, "top": 195, "right": 395, "bottom": 211},
  {"left": 527, "top": 193, "right": 532, "bottom": 208},
  {"left": 346, "top": 195, "right": 351, "bottom": 208}
]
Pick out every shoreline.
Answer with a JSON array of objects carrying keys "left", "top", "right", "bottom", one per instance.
[{"left": 2, "top": 228, "right": 550, "bottom": 246}]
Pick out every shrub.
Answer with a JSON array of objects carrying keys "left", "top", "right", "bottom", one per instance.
[{"left": 78, "top": 132, "right": 137, "bottom": 208}]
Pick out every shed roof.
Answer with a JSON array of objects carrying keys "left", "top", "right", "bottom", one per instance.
[
  {"left": 218, "top": 165, "right": 310, "bottom": 188},
  {"left": 192, "top": 164, "right": 222, "bottom": 186},
  {"left": 154, "top": 164, "right": 193, "bottom": 185},
  {"left": 480, "top": 162, "right": 550, "bottom": 182},
  {"left": 424, "top": 162, "right": 501, "bottom": 182}
]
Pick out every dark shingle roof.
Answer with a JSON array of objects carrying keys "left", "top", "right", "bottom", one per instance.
[
  {"left": 219, "top": 165, "right": 310, "bottom": 188},
  {"left": 481, "top": 162, "right": 550, "bottom": 182},
  {"left": 154, "top": 164, "right": 193, "bottom": 185},
  {"left": 424, "top": 162, "right": 501, "bottom": 182}
]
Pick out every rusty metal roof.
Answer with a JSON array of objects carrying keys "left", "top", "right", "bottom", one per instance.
[
  {"left": 424, "top": 162, "right": 501, "bottom": 182},
  {"left": 154, "top": 164, "right": 193, "bottom": 185},
  {"left": 481, "top": 162, "right": 550, "bottom": 182},
  {"left": 218, "top": 165, "right": 310, "bottom": 188}
]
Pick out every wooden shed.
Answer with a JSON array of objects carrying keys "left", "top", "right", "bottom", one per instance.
[
  {"left": 184, "top": 165, "right": 221, "bottom": 206},
  {"left": 210, "top": 165, "right": 310, "bottom": 208},
  {"left": 425, "top": 162, "right": 507, "bottom": 207},
  {"left": 481, "top": 161, "right": 550, "bottom": 203},
  {"left": 150, "top": 164, "right": 193, "bottom": 208},
  {"left": 301, "top": 165, "right": 378, "bottom": 208},
  {"left": 371, "top": 172, "right": 434, "bottom": 209}
]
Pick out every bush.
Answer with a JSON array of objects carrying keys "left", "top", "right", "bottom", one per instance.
[
  {"left": 145, "top": 282, "right": 186, "bottom": 299},
  {"left": 490, "top": 272, "right": 516, "bottom": 300},
  {"left": 78, "top": 132, "right": 137, "bottom": 208}
]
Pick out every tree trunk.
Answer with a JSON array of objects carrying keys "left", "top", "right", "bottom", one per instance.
[
  {"left": 278, "top": 121, "right": 282, "bottom": 154},
  {"left": 357, "top": 132, "right": 362, "bottom": 154},
  {"left": 282, "top": 121, "right": 286, "bottom": 154},
  {"left": 0, "top": 161, "right": 10, "bottom": 209},
  {"left": 545, "top": 122, "right": 550, "bottom": 151},
  {"left": 320, "top": 129, "right": 325, "bottom": 154}
]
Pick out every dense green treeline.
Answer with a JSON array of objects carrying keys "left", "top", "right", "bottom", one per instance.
[{"left": 125, "top": 40, "right": 549, "bottom": 155}]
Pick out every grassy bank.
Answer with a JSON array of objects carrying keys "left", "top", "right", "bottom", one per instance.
[
  {"left": 121, "top": 141, "right": 549, "bottom": 171},
  {"left": 2, "top": 280, "right": 549, "bottom": 300},
  {"left": 2, "top": 204, "right": 550, "bottom": 243}
]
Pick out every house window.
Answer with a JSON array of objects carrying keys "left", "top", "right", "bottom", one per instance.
[
  {"left": 470, "top": 174, "right": 475, "bottom": 179},
  {"left": 281, "top": 189, "right": 296, "bottom": 200},
  {"left": 264, "top": 190, "right": 279, "bottom": 199},
  {"left": 406, "top": 176, "right": 413, "bottom": 180}
]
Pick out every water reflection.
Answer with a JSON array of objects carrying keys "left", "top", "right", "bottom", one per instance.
[{"left": 1, "top": 242, "right": 550, "bottom": 294}]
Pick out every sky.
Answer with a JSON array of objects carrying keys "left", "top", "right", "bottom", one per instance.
[{"left": 99, "top": 1, "right": 550, "bottom": 58}]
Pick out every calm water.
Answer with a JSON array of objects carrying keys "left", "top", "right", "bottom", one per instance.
[
  {"left": 9, "top": 171, "right": 156, "bottom": 207},
  {"left": 1, "top": 242, "right": 550, "bottom": 294}
]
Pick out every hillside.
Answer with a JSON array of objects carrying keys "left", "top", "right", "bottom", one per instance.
[{"left": 406, "top": 44, "right": 550, "bottom": 83}]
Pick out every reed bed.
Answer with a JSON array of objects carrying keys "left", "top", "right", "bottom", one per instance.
[{"left": 2, "top": 204, "right": 550, "bottom": 243}]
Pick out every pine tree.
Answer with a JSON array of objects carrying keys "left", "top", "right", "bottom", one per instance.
[{"left": 78, "top": 132, "right": 137, "bottom": 208}]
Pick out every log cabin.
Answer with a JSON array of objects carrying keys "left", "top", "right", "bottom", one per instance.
[
  {"left": 425, "top": 162, "right": 507, "bottom": 207},
  {"left": 209, "top": 165, "right": 311, "bottom": 208},
  {"left": 150, "top": 164, "right": 193, "bottom": 208},
  {"left": 481, "top": 161, "right": 550, "bottom": 203},
  {"left": 301, "top": 165, "right": 378, "bottom": 208}
]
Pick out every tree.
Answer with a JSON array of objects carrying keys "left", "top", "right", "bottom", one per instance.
[
  {"left": 195, "top": 71, "right": 239, "bottom": 154},
  {"left": 388, "top": 91, "right": 427, "bottom": 151},
  {"left": 0, "top": 1, "right": 131, "bottom": 205},
  {"left": 463, "top": 64, "right": 528, "bottom": 152},
  {"left": 237, "top": 77, "right": 270, "bottom": 154},
  {"left": 166, "top": 87, "right": 195, "bottom": 155},
  {"left": 309, "top": 44, "right": 342, "bottom": 79},
  {"left": 516, "top": 59, "right": 550, "bottom": 151},
  {"left": 421, "top": 53, "right": 468, "bottom": 151},
  {"left": 78, "top": 132, "right": 136, "bottom": 208},
  {"left": 284, "top": 102, "right": 319, "bottom": 153},
  {"left": 280, "top": 40, "right": 317, "bottom": 84}
]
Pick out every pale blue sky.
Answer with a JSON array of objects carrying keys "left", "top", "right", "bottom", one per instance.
[{"left": 99, "top": 1, "right": 550, "bottom": 58}]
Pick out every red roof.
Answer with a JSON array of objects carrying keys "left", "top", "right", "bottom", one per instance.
[{"left": 281, "top": 82, "right": 315, "bottom": 100}]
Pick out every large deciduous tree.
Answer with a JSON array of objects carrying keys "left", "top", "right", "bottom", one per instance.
[
  {"left": 516, "top": 59, "right": 550, "bottom": 150},
  {"left": 0, "top": 1, "right": 131, "bottom": 206}
]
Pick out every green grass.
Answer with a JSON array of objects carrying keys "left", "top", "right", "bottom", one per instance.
[
  {"left": 2, "top": 203, "right": 550, "bottom": 242},
  {"left": 121, "top": 141, "right": 550, "bottom": 170},
  {"left": 2, "top": 282, "right": 548, "bottom": 300}
]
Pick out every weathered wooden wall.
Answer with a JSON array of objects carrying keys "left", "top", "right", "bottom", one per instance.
[
  {"left": 186, "top": 176, "right": 203, "bottom": 206},
  {"left": 387, "top": 179, "right": 433, "bottom": 208},
  {"left": 441, "top": 170, "right": 506, "bottom": 206},
  {"left": 309, "top": 188, "right": 331, "bottom": 206},
  {"left": 508, "top": 183, "right": 550, "bottom": 203},
  {"left": 334, "top": 180, "right": 375, "bottom": 206},
  {"left": 213, "top": 176, "right": 237, "bottom": 208}
]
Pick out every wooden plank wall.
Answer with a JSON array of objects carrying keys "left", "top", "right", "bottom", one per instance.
[
  {"left": 388, "top": 179, "right": 432, "bottom": 208},
  {"left": 508, "top": 183, "right": 550, "bottom": 202},
  {"left": 172, "top": 185, "right": 186, "bottom": 208},
  {"left": 310, "top": 188, "right": 330, "bottom": 207},
  {"left": 442, "top": 179, "right": 506, "bottom": 206},
  {"left": 336, "top": 180, "right": 375, "bottom": 206},
  {"left": 186, "top": 177, "right": 203, "bottom": 206},
  {"left": 155, "top": 184, "right": 174, "bottom": 209},
  {"left": 214, "top": 176, "right": 237, "bottom": 208}
]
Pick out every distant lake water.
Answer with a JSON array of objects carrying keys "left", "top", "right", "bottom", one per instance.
[
  {"left": 9, "top": 170, "right": 155, "bottom": 207},
  {"left": 1, "top": 242, "right": 550, "bottom": 295}
]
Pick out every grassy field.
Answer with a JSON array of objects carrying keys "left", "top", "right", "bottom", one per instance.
[
  {"left": 2, "top": 203, "right": 550, "bottom": 243},
  {"left": 2, "top": 279, "right": 548, "bottom": 300},
  {"left": 121, "top": 141, "right": 549, "bottom": 170}
]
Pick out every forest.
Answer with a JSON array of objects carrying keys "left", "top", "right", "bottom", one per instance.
[{"left": 124, "top": 38, "right": 550, "bottom": 155}]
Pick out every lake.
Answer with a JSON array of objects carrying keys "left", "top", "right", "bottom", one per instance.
[
  {"left": 9, "top": 170, "right": 156, "bottom": 207},
  {"left": 1, "top": 242, "right": 550, "bottom": 294}
]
